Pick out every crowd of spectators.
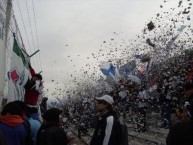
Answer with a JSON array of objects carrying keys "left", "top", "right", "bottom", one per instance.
[{"left": 61, "top": 52, "right": 193, "bottom": 136}]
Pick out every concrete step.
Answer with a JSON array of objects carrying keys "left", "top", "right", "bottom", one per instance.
[
  {"left": 70, "top": 123, "right": 167, "bottom": 145},
  {"left": 74, "top": 127, "right": 167, "bottom": 145},
  {"left": 127, "top": 129, "right": 166, "bottom": 145}
]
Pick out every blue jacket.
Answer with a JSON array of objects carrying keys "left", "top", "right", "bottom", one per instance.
[
  {"left": 28, "top": 118, "right": 41, "bottom": 145},
  {"left": 0, "top": 115, "right": 28, "bottom": 145}
]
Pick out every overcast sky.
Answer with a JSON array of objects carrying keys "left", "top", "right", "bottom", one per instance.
[{"left": 12, "top": 0, "right": 175, "bottom": 96}]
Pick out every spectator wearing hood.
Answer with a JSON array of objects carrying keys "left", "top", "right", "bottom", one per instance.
[{"left": 0, "top": 102, "right": 32, "bottom": 145}]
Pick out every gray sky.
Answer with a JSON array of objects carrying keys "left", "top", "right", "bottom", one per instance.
[{"left": 12, "top": 0, "right": 175, "bottom": 96}]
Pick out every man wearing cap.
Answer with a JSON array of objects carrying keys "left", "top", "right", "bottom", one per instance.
[{"left": 90, "top": 95, "right": 121, "bottom": 145}]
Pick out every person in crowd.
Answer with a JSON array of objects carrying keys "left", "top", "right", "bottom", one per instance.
[
  {"left": 36, "top": 108, "right": 68, "bottom": 145},
  {"left": 26, "top": 106, "right": 41, "bottom": 145},
  {"left": 166, "top": 99, "right": 193, "bottom": 145},
  {"left": 24, "top": 74, "right": 43, "bottom": 106},
  {"left": 175, "top": 107, "right": 191, "bottom": 122},
  {"left": 40, "top": 97, "right": 48, "bottom": 113},
  {"left": 12, "top": 101, "right": 34, "bottom": 145},
  {"left": 157, "top": 78, "right": 172, "bottom": 129},
  {"left": 23, "top": 74, "right": 43, "bottom": 123},
  {"left": 137, "top": 85, "right": 150, "bottom": 132},
  {"left": 184, "top": 82, "right": 193, "bottom": 102},
  {"left": 90, "top": 94, "right": 121, "bottom": 145},
  {"left": 14, "top": 100, "right": 41, "bottom": 122},
  {"left": 0, "top": 102, "right": 33, "bottom": 145}
]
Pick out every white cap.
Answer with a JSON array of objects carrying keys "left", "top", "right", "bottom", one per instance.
[{"left": 96, "top": 95, "right": 114, "bottom": 105}]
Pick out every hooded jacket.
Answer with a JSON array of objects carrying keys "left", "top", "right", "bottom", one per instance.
[{"left": 0, "top": 115, "right": 27, "bottom": 145}]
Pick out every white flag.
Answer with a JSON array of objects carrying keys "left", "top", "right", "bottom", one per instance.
[{"left": 7, "top": 36, "right": 31, "bottom": 102}]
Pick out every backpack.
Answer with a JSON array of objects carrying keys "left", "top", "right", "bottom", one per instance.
[{"left": 114, "top": 119, "right": 129, "bottom": 145}]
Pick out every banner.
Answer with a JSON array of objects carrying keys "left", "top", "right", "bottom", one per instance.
[{"left": 7, "top": 36, "right": 31, "bottom": 102}]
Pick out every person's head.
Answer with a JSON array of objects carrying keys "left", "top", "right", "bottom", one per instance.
[
  {"left": 1, "top": 102, "right": 22, "bottom": 116},
  {"left": 32, "top": 74, "right": 42, "bottom": 81},
  {"left": 184, "top": 82, "right": 193, "bottom": 97},
  {"left": 26, "top": 106, "right": 38, "bottom": 118},
  {"left": 12, "top": 100, "right": 27, "bottom": 118},
  {"left": 95, "top": 95, "right": 114, "bottom": 112},
  {"left": 42, "top": 108, "right": 61, "bottom": 125}
]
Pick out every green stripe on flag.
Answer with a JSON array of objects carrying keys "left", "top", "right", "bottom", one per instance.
[{"left": 13, "top": 38, "right": 29, "bottom": 69}]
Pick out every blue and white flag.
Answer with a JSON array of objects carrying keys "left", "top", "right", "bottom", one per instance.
[
  {"left": 100, "top": 61, "right": 115, "bottom": 76},
  {"left": 100, "top": 61, "right": 120, "bottom": 82}
]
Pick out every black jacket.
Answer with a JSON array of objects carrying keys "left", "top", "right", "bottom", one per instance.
[
  {"left": 90, "top": 111, "right": 121, "bottom": 145},
  {"left": 37, "top": 124, "right": 67, "bottom": 145},
  {"left": 166, "top": 120, "right": 193, "bottom": 145}
]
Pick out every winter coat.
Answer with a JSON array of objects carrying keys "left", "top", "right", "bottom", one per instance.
[
  {"left": 27, "top": 118, "right": 41, "bottom": 145},
  {"left": 37, "top": 124, "right": 67, "bottom": 145},
  {"left": 0, "top": 115, "right": 28, "bottom": 145},
  {"left": 90, "top": 111, "right": 121, "bottom": 145}
]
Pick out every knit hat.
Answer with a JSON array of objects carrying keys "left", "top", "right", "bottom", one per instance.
[{"left": 42, "top": 108, "right": 61, "bottom": 122}]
